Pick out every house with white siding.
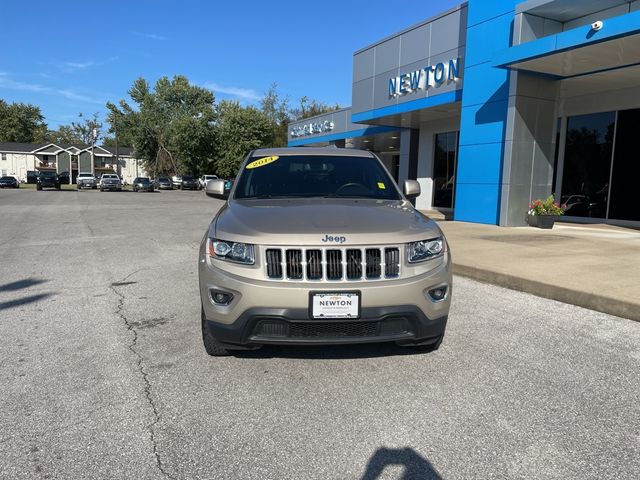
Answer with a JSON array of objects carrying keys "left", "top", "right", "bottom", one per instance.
[{"left": 0, "top": 142, "right": 146, "bottom": 184}]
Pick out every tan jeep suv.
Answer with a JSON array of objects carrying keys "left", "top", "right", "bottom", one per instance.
[{"left": 198, "top": 147, "right": 452, "bottom": 355}]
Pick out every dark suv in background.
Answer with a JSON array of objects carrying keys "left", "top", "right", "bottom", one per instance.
[{"left": 37, "top": 171, "right": 60, "bottom": 190}]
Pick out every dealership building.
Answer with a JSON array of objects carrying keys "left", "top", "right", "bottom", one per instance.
[{"left": 288, "top": 0, "right": 640, "bottom": 227}]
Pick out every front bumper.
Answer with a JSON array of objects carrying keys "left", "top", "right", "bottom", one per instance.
[
  {"left": 101, "top": 183, "right": 121, "bottom": 190},
  {"left": 199, "top": 250, "right": 452, "bottom": 347}
]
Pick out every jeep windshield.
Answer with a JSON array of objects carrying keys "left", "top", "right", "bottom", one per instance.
[
  {"left": 39, "top": 172, "right": 57, "bottom": 177},
  {"left": 234, "top": 154, "right": 401, "bottom": 200}
]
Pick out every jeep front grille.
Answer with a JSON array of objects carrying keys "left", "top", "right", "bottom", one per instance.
[{"left": 264, "top": 247, "right": 401, "bottom": 281}]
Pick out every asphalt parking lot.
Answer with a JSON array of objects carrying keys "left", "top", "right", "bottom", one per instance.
[{"left": 1, "top": 188, "right": 639, "bottom": 479}]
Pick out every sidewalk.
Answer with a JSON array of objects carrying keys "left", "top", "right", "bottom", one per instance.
[{"left": 432, "top": 219, "right": 640, "bottom": 322}]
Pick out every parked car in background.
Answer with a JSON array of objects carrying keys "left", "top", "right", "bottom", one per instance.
[
  {"left": 77, "top": 172, "right": 97, "bottom": 189},
  {"left": 132, "top": 177, "right": 155, "bottom": 192},
  {"left": 157, "top": 177, "right": 173, "bottom": 190},
  {"left": 100, "top": 173, "right": 122, "bottom": 192},
  {"left": 37, "top": 171, "right": 60, "bottom": 191},
  {"left": 199, "top": 175, "right": 218, "bottom": 189},
  {"left": 181, "top": 175, "right": 199, "bottom": 190},
  {"left": 172, "top": 175, "right": 182, "bottom": 189},
  {"left": 0, "top": 176, "right": 19, "bottom": 188}
]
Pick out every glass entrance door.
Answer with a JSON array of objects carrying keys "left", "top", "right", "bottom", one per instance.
[
  {"left": 560, "top": 112, "right": 615, "bottom": 219},
  {"left": 608, "top": 108, "right": 640, "bottom": 222},
  {"left": 433, "top": 131, "right": 458, "bottom": 209},
  {"left": 560, "top": 108, "right": 640, "bottom": 224}
]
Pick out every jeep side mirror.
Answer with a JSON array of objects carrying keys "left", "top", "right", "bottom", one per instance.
[
  {"left": 205, "top": 179, "right": 228, "bottom": 199},
  {"left": 403, "top": 180, "right": 421, "bottom": 199}
]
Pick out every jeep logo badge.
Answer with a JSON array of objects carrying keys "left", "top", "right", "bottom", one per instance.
[{"left": 322, "top": 235, "right": 346, "bottom": 244}]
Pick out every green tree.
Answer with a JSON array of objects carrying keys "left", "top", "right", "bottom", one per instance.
[
  {"left": 46, "top": 112, "right": 103, "bottom": 145},
  {"left": 215, "top": 100, "right": 274, "bottom": 178},
  {"left": 106, "top": 76, "right": 217, "bottom": 177},
  {"left": 289, "top": 96, "right": 340, "bottom": 121},
  {"left": 260, "top": 83, "right": 290, "bottom": 148},
  {"left": 0, "top": 100, "right": 47, "bottom": 142},
  {"left": 70, "top": 112, "right": 102, "bottom": 144},
  {"left": 45, "top": 125, "right": 81, "bottom": 144}
]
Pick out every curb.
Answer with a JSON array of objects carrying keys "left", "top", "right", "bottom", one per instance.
[{"left": 452, "top": 263, "right": 640, "bottom": 322}]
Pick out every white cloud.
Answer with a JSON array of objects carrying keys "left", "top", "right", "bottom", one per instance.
[
  {"left": 0, "top": 75, "right": 104, "bottom": 104},
  {"left": 133, "top": 31, "right": 166, "bottom": 41},
  {"left": 60, "top": 57, "right": 119, "bottom": 73},
  {"left": 64, "top": 61, "right": 95, "bottom": 70},
  {"left": 203, "top": 82, "right": 260, "bottom": 102}
]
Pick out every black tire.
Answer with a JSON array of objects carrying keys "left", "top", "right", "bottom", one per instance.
[
  {"left": 92, "top": 186, "right": 97, "bottom": 189},
  {"left": 201, "top": 306, "right": 231, "bottom": 356},
  {"left": 100, "top": 187, "right": 104, "bottom": 192},
  {"left": 37, "top": 185, "right": 42, "bottom": 191}
]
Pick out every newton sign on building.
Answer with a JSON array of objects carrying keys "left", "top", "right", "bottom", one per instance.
[{"left": 389, "top": 57, "right": 461, "bottom": 97}]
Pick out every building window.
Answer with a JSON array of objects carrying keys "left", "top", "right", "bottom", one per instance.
[
  {"left": 432, "top": 131, "right": 459, "bottom": 209},
  {"left": 1, "top": 153, "right": 6, "bottom": 162}
]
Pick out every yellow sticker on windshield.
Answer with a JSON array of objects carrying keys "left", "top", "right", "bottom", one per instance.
[
  {"left": 377, "top": 182, "right": 386, "bottom": 189},
  {"left": 246, "top": 156, "right": 279, "bottom": 169}
]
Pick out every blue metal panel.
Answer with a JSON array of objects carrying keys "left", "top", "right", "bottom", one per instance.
[
  {"left": 288, "top": 126, "right": 399, "bottom": 147},
  {"left": 467, "top": 0, "right": 516, "bottom": 28},
  {"left": 454, "top": 183, "right": 501, "bottom": 224},
  {"left": 454, "top": 0, "right": 519, "bottom": 225},
  {"left": 494, "top": 10, "right": 640, "bottom": 70},
  {"left": 456, "top": 143, "right": 505, "bottom": 183},
  {"left": 351, "top": 90, "right": 462, "bottom": 124},
  {"left": 458, "top": 100, "right": 510, "bottom": 146},
  {"left": 465, "top": 12, "right": 515, "bottom": 67},
  {"left": 458, "top": 63, "right": 510, "bottom": 107}
]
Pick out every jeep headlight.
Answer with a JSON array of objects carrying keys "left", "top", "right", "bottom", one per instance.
[
  {"left": 209, "top": 238, "right": 255, "bottom": 264},
  {"left": 407, "top": 237, "right": 444, "bottom": 263}
]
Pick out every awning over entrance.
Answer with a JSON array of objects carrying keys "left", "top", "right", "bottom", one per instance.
[{"left": 494, "top": 10, "right": 640, "bottom": 79}]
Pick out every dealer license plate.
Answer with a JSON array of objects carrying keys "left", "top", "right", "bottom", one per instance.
[{"left": 311, "top": 292, "right": 360, "bottom": 319}]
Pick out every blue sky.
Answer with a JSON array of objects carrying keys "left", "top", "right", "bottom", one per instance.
[{"left": 0, "top": 0, "right": 461, "bottom": 129}]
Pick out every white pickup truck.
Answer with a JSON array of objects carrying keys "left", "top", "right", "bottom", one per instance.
[{"left": 76, "top": 172, "right": 97, "bottom": 189}]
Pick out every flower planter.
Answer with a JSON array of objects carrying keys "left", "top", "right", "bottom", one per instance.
[{"left": 526, "top": 214, "right": 559, "bottom": 229}]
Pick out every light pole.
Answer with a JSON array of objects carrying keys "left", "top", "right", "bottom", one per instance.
[{"left": 90, "top": 127, "right": 97, "bottom": 177}]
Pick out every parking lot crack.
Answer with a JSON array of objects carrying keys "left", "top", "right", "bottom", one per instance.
[{"left": 109, "top": 279, "right": 176, "bottom": 480}]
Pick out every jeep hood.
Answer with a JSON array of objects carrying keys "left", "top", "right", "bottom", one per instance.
[{"left": 210, "top": 199, "right": 441, "bottom": 246}]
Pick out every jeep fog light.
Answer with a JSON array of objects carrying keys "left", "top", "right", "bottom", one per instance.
[
  {"left": 427, "top": 286, "right": 448, "bottom": 302},
  {"left": 210, "top": 289, "right": 234, "bottom": 306}
]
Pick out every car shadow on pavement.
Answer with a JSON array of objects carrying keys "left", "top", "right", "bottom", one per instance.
[
  {"left": 0, "top": 278, "right": 47, "bottom": 292},
  {"left": 235, "top": 342, "right": 437, "bottom": 360},
  {"left": 360, "top": 447, "right": 442, "bottom": 480}
]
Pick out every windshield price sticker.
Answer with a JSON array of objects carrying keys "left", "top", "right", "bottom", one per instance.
[
  {"left": 246, "top": 156, "right": 279, "bottom": 169},
  {"left": 312, "top": 293, "right": 360, "bottom": 319}
]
